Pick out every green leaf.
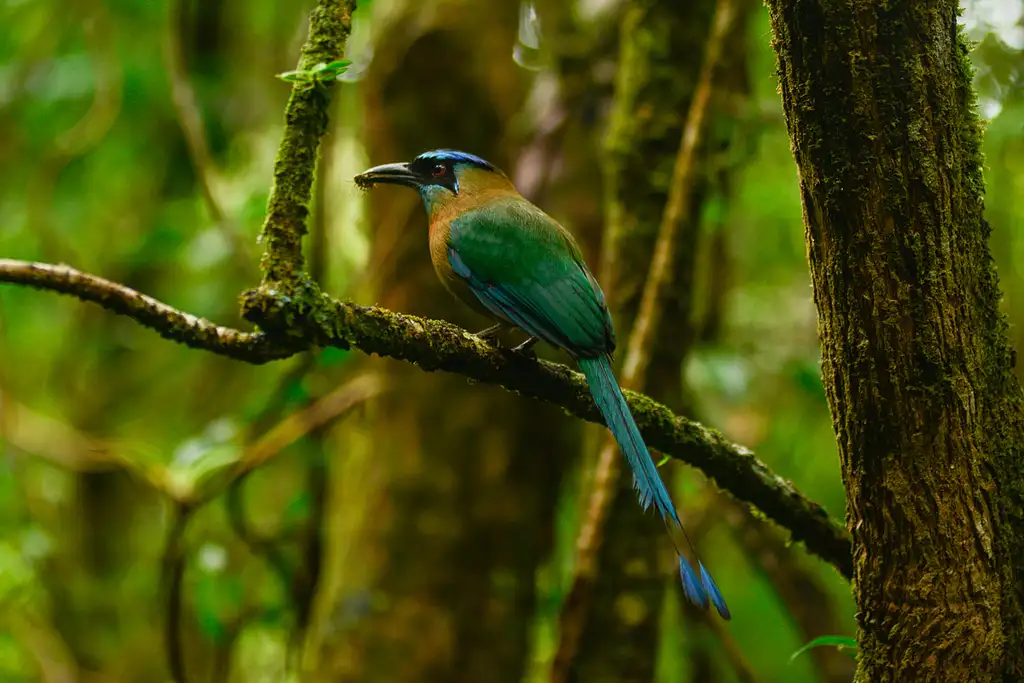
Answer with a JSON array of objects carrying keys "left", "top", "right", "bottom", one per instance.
[
  {"left": 166, "top": 424, "right": 244, "bottom": 502},
  {"left": 656, "top": 455, "right": 670, "bottom": 467},
  {"left": 789, "top": 635, "right": 859, "bottom": 663},
  {"left": 275, "top": 70, "right": 307, "bottom": 83},
  {"left": 275, "top": 59, "right": 351, "bottom": 89},
  {"left": 322, "top": 59, "right": 351, "bottom": 72}
]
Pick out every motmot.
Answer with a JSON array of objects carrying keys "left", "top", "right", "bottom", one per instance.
[{"left": 355, "top": 149, "right": 729, "bottom": 619}]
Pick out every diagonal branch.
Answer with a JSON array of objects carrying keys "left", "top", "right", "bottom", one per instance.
[
  {"left": 163, "top": 0, "right": 251, "bottom": 273},
  {"left": 0, "top": 256, "right": 852, "bottom": 577}
]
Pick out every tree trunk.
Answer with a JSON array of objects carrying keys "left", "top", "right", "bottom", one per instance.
[
  {"left": 311, "top": 3, "right": 571, "bottom": 682},
  {"left": 766, "top": 1, "right": 1024, "bottom": 680}
]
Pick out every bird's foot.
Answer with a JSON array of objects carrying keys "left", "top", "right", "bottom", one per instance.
[
  {"left": 474, "top": 323, "right": 505, "bottom": 346},
  {"left": 511, "top": 336, "right": 539, "bottom": 359}
]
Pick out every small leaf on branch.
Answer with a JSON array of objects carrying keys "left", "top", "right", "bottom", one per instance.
[
  {"left": 275, "top": 59, "right": 352, "bottom": 89},
  {"left": 789, "top": 635, "right": 859, "bottom": 663}
]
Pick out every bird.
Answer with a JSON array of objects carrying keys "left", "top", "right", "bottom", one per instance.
[{"left": 355, "top": 149, "right": 729, "bottom": 619}]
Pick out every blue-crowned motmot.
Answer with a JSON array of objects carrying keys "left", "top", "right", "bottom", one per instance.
[{"left": 355, "top": 149, "right": 729, "bottom": 619}]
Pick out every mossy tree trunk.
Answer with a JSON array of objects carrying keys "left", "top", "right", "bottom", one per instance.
[
  {"left": 312, "top": 2, "right": 572, "bottom": 682},
  {"left": 767, "top": 1, "right": 1024, "bottom": 680},
  {"left": 569, "top": 1, "right": 718, "bottom": 680}
]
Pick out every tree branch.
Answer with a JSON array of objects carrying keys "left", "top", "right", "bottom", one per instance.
[
  {"left": 255, "top": 0, "right": 356, "bottom": 286},
  {"left": 0, "top": 256, "right": 850, "bottom": 576},
  {"left": 0, "top": 259, "right": 294, "bottom": 363}
]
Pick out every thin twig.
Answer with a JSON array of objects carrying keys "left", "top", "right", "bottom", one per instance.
[
  {"left": 162, "top": 502, "right": 194, "bottom": 683},
  {"left": 0, "top": 257, "right": 851, "bottom": 575},
  {"left": 5, "top": 612, "right": 79, "bottom": 683},
  {"left": 26, "top": 0, "right": 122, "bottom": 262},
  {"left": 691, "top": 602, "right": 762, "bottom": 683},
  {"left": 225, "top": 478, "right": 294, "bottom": 606},
  {"left": 723, "top": 500, "right": 856, "bottom": 683},
  {"left": 310, "top": 92, "right": 340, "bottom": 287},
  {"left": 550, "top": 1, "right": 740, "bottom": 680},
  {"left": 678, "top": 492, "right": 762, "bottom": 683},
  {"left": 239, "top": 373, "right": 381, "bottom": 477},
  {"left": 0, "top": 388, "right": 112, "bottom": 471},
  {"left": 623, "top": 0, "right": 736, "bottom": 386},
  {"left": 163, "top": 0, "right": 251, "bottom": 271},
  {"left": 223, "top": 373, "right": 382, "bottom": 635},
  {"left": 247, "top": 354, "right": 319, "bottom": 438},
  {"left": 164, "top": 0, "right": 223, "bottom": 226}
]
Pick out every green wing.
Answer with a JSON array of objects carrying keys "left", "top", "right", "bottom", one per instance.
[{"left": 447, "top": 197, "right": 615, "bottom": 356}]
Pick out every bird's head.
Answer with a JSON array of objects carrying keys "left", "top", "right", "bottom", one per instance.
[{"left": 354, "top": 149, "right": 512, "bottom": 215}]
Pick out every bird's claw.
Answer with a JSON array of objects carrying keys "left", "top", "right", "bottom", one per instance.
[{"left": 511, "top": 337, "right": 539, "bottom": 359}]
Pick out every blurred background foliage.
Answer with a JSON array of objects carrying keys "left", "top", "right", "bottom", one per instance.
[{"left": 0, "top": 0, "right": 1021, "bottom": 681}]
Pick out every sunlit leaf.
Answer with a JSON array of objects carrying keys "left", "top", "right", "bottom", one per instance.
[
  {"left": 275, "top": 59, "right": 351, "bottom": 88},
  {"left": 789, "top": 635, "right": 859, "bottom": 663}
]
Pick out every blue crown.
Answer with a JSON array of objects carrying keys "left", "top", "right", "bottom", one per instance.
[{"left": 414, "top": 149, "right": 499, "bottom": 173}]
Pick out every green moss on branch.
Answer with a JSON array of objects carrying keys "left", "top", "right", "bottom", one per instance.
[
  {"left": 257, "top": 0, "right": 357, "bottom": 286},
  {"left": 0, "top": 259, "right": 295, "bottom": 362}
]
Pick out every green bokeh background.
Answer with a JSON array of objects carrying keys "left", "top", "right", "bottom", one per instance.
[{"left": 0, "top": 0, "right": 1020, "bottom": 681}]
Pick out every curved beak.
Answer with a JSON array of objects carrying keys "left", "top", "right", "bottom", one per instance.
[{"left": 354, "top": 161, "right": 421, "bottom": 189}]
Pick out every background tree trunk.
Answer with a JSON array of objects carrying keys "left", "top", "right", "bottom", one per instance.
[
  {"left": 766, "top": 0, "right": 1024, "bottom": 679},
  {"left": 569, "top": 1, "right": 717, "bottom": 680}
]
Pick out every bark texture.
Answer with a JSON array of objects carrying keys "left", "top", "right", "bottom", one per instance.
[{"left": 766, "top": 1, "right": 1024, "bottom": 680}]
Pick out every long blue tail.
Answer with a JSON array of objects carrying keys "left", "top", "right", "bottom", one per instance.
[{"left": 578, "top": 355, "right": 730, "bottom": 620}]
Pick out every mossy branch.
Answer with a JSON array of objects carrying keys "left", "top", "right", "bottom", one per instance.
[
  {"left": 0, "top": 259, "right": 294, "bottom": 363},
  {"left": 256, "top": 0, "right": 356, "bottom": 286},
  {"left": 0, "top": 257, "right": 852, "bottom": 577}
]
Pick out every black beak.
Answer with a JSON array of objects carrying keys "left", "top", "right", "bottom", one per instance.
[{"left": 354, "top": 162, "right": 421, "bottom": 189}]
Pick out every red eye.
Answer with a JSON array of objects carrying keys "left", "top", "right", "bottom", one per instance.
[{"left": 431, "top": 163, "right": 446, "bottom": 177}]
